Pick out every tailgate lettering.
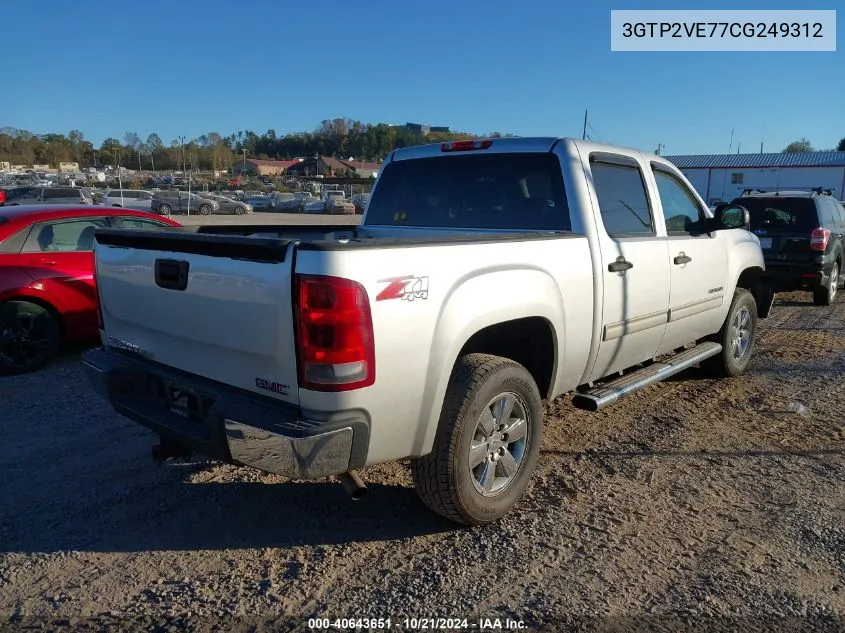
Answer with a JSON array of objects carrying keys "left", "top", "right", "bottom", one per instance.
[{"left": 256, "top": 377, "right": 290, "bottom": 395}]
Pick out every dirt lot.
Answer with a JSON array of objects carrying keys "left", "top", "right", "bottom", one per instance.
[{"left": 1, "top": 291, "right": 843, "bottom": 632}]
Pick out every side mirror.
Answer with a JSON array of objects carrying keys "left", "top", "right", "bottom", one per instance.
[{"left": 713, "top": 203, "right": 750, "bottom": 231}]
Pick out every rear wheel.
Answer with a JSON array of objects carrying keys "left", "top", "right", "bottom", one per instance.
[
  {"left": 0, "top": 300, "right": 61, "bottom": 374},
  {"left": 813, "top": 261, "right": 839, "bottom": 306},
  {"left": 701, "top": 288, "right": 757, "bottom": 377},
  {"left": 411, "top": 353, "right": 543, "bottom": 525}
]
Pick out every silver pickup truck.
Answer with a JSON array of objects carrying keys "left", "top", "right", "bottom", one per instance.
[{"left": 83, "top": 137, "right": 771, "bottom": 525}]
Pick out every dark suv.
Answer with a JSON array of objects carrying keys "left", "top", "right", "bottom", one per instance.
[{"left": 729, "top": 189, "right": 845, "bottom": 306}]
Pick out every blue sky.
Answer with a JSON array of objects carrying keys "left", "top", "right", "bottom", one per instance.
[{"left": 3, "top": 0, "right": 842, "bottom": 155}]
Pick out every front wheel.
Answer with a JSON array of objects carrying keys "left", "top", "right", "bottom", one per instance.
[
  {"left": 158, "top": 204, "right": 171, "bottom": 216},
  {"left": 813, "top": 262, "right": 839, "bottom": 306},
  {"left": 233, "top": 206, "right": 246, "bottom": 215},
  {"left": 0, "top": 300, "right": 61, "bottom": 374},
  {"left": 198, "top": 204, "right": 212, "bottom": 215},
  {"left": 411, "top": 353, "right": 544, "bottom": 526},
  {"left": 701, "top": 288, "right": 757, "bottom": 377}
]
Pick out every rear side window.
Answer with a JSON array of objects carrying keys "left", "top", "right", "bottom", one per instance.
[
  {"left": 735, "top": 198, "right": 819, "bottom": 234},
  {"left": 365, "top": 153, "right": 570, "bottom": 231},
  {"left": 590, "top": 159, "right": 654, "bottom": 236},
  {"left": 43, "top": 188, "right": 81, "bottom": 199},
  {"left": 820, "top": 199, "right": 842, "bottom": 231},
  {"left": 22, "top": 217, "right": 110, "bottom": 252},
  {"left": 113, "top": 217, "right": 171, "bottom": 229}
]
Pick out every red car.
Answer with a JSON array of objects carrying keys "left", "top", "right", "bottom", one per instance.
[{"left": 0, "top": 205, "right": 181, "bottom": 374}]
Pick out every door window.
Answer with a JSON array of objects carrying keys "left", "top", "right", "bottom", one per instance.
[
  {"left": 589, "top": 158, "right": 654, "bottom": 236},
  {"left": 652, "top": 168, "right": 705, "bottom": 234},
  {"left": 113, "top": 217, "right": 171, "bottom": 229},
  {"left": 22, "top": 217, "right": 109, "bottom": 252}
]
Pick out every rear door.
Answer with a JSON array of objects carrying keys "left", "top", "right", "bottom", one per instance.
[
  {"left": 649, "top": 164, "right": 728, "bottom": 352},
  {"left": 585, "top": 153, "right": 671, "bottom": 381},
  {"left": 19, "top": 216, "right": 111, "bottom": 336}
]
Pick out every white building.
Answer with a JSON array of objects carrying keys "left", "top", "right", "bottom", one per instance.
[{"left": 665, "top": 151, "right": 845, "bottom": 204}]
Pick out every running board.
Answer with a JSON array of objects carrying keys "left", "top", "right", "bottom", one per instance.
[{"left": 571, "top": 342, "right": 722, "bottom": 412}]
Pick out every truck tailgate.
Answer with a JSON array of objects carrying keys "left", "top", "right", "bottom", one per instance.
[{"left": 93, "top": 228, "right": 300, "bottom": 406}]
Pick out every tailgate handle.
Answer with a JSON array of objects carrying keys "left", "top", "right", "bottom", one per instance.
[{"left": 155, "top": 258, "right": 189, "bottom": 291}]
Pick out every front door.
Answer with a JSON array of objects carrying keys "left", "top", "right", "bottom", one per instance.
[
  {"left": 649, "top": 165, "right": 729, "bottom": 354},
  {"left": 586, "top": 154, "right": 671, "bottom": 381}
]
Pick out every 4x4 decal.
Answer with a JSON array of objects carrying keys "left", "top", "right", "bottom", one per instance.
[{"left": 376, "top": 276, "right": 430, "bottom": 301}]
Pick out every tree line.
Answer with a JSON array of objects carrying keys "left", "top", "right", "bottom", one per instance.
[
  {"left": 0, "top": 118, "right": 513, "bottom": 172},
  {"left": 783, "top": 137, "right": 845, "bottom": 153}
]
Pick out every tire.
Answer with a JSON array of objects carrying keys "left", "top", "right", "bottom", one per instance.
[
  {"left": 0, "top": 300, "right": 61, "bottom": 374},
  {"left": 198, "top": 204, "right": 212, "bottom": 216},
  {"left": 234, "top": 206, "right": 246, "bottom": 215},
  {"left": 411, "top": 353, "right": 544, "bottom": 526},
  {"left": 813, "top": 261, "right": 839, "bottom": 306},
  {"left": 158, "top": 204, "right": 171, "bottom": 216},
  {"left": 701, "top": 288, "right": 757, "bottom": 378}
]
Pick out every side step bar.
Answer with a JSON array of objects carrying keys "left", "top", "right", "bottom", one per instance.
[{"left": 572, "top": 342, "right": 722, "bottom": 412}]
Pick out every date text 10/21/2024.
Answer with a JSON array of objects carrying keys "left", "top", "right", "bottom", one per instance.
[{"left": 307, "top": 617, "right": 528, "bottom": 630}]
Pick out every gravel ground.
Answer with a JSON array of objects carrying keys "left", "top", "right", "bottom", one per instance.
[{"left": 0, "top": 291, "right": 843, "bottom": 632}]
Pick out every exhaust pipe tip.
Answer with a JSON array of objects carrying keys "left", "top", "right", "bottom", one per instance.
[{"left": 337, "top": 470, "right": 367, "bottom": 500}]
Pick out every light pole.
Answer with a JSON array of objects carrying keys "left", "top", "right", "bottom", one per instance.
[
  {"left": 179, "top": 135, "right": 186, "bottom": 174},
  {"left": 242, "top": 148, "right": 247, "bottom": 181}
]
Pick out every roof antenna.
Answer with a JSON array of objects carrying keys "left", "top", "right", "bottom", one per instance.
[{"left": 720, "top": 128, "right": 734, "bottom": 197}]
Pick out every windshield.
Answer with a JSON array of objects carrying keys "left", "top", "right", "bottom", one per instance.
[
  {"left": 365, "top": 152, "right": 570, "bottom": 231},
  {"left": 735, "top": 197, "right": 819, "bottom": 234}
]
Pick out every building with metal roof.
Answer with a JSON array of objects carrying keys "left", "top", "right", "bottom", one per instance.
[{"left": 663, "top": 151, "right": 845, "bottom": 204}]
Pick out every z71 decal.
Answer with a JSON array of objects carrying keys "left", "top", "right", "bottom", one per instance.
[{"left": 376, "top": 275, "right": 430, "bottom": 302}]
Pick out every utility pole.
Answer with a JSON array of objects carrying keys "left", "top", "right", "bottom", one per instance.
[{"left": 582, "top": 110, "right": 588, "bottom": 140}]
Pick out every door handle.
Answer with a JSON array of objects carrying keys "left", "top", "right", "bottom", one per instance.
[
  {"left": 608, "top": 257, "right": 633, "bottom": 273},
  {"left": 674, "top": 253, "right": 692, "bottom": 265},
  {"left": 36, "top": 259, "right": 57, "bottom": 266}
]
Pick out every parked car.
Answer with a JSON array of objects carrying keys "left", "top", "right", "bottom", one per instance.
[
  {"left": 327, "top": 196, "right": 356, "bottom": 215},
  {"left": 351, "top": 192, "right": 370, "bottom": 214},
  {"left": 102, "top": 189, "right": 155, "bottom": 211},
  {"left": 4, "top": 186, "right": 94, "bottom": 206},
  {"left": 150, "top": 190, "right": 220, "bottom": 215},
  {"left": 302, "top": 196, "right": 327, "bottom": 213},
  {"left": 0, "top": 186, "right": 38, "bottom": 207},
  {"left": 293, "top": 192, "right": 319, "bottom": 212},
  {"left": 197, "top": 193, "right": 252, "bottom": 215},
  {"left": 273, "top": 192, "right": 309, "bottom": 212},
  {"left": 728, "top": 189, "right": 845, "bottom": 305},
  {"left": 84, "top": 136, "right": 770, "bottom": 526},
  {"left": 0, "top": 205, "right": 181, "bottom": 373},
  {"left": 268, "top": 192, "right": 296, "bottom": 211},
  {"left": 244, "top": 193, "right": 271, "bottom": 210}
]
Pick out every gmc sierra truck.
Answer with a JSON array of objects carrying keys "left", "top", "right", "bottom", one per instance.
[{"left": 82, "top": 137, "right": 772, "bottom": 525}]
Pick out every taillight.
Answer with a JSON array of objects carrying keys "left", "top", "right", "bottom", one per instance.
[
  {"left": 810, "top": 228, "right": 831, "bottom": 251},
  {"left": 0, "top": 191, "right": 6, "bottom": 204},
  {"left": 441, "top": 139, "right": 493, "bottom": 152},
  {"left": 294, "top": 274, "right": 375, "bottom": 391}
]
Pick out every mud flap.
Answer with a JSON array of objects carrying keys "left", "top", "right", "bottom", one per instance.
[{"left": 756, "top": 281, "right": 775, "bottom": 319}]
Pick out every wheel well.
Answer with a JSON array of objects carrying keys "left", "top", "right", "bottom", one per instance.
[
  {"left": 735, "top": 266, "right": 770, "bottom": 318},
  {"left": 458, "top": 317, "right": 555, "bottom": 398},
  {"left": 2, "top": 296, "right": 65, "bottom": 339}
]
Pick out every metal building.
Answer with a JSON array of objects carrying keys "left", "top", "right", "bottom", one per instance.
[{"left": 664, "top": 151, "right": 845, "bottom": 205}]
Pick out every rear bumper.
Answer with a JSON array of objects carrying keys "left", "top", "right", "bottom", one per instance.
[
  {"left": 762, "top": 260, "right": 832, "bottom": 291},
  {"left": 82, "top": 347, "right": 368, "bottom": 479}
]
